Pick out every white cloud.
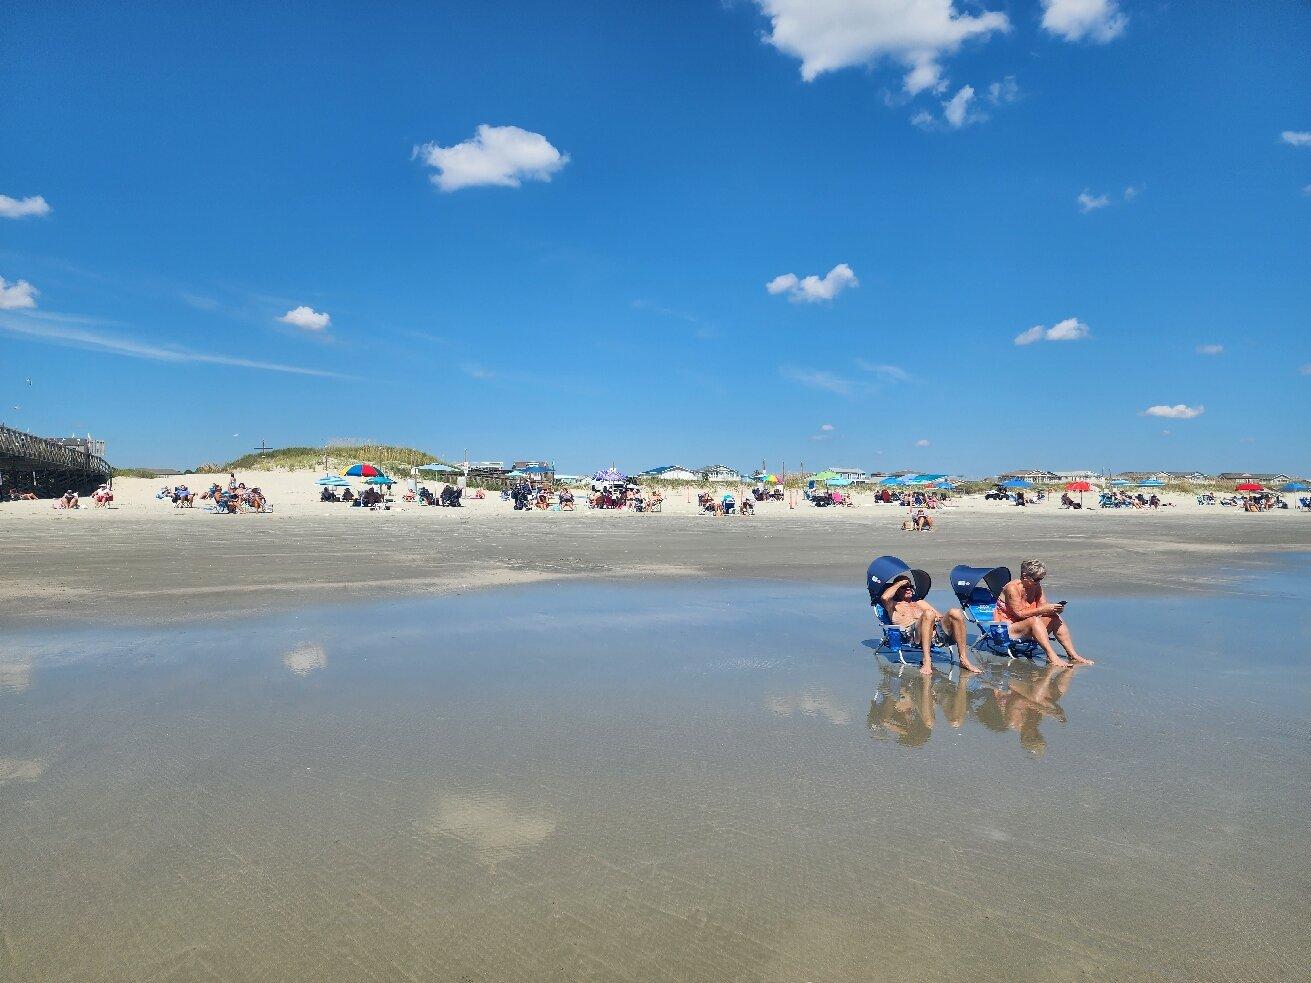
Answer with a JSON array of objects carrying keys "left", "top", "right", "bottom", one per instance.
[
  {"left": 1280, "top": 131, "right": 1311, "bottom": 147},
  {"left": 1078, "top": 190, "right": 1110, "bottom": 212},
  {"left": 915, "top": 438, "right": 931, "bottom": 447},
  {"left": 766, "top": 263, "right": 858, "bottom": 303},
  {"left": 1303, "top": 184, "right": 1311, "bottom": 197},
  {"left": 279, "top": 306, "right": 331, "bottom": 331},
  {"left": 1300, "top": 363, "right": 1311, "bottom": 375},
  {"left": 460, "top": 361, "right": 497, "bottom": 380},
  {"left": 987, "top": 75, "right": 1020, "bottom": 105},
  {"left": 753, "top": 0, "right": 1009, "bottom": 94},
  {"left": 820, "top": 423, "right": 835, "bottom": 431},
  {"left": 1161, "top": 429, "right": 1171, "bottom": 436},
  {"left": 1014, "top": 317, "right": 1090, "bottom": 345},
  {"left": 0, "top": 194, "right": 51, "bottom": 219},
  {"left": 942, "top": 85, "right": 977, "bottom": 128},
  {"left": 780, "top": 365, "right": 861, "bottom": 396},
  {"left": 1196, "top": 344, "right": 1224, "bottom": 356},
  {"left": 0, "top": 313, "right": 345, "bottom": 377},
  {"left": 909, "top": 110, "right": 936, "bottom": 130},
  {"left": 855, "top": 359, "right": 910, "bottom": 382},
  {"left": 1142, "top": 404, "right": 1204, "bottom": 420},
  {"left": 0, "top": 277, "right": 38, "bottom": 310},
  {"left": 1040, "top": 0, "right": 1127, "bottom": 44},
  {"left": 414, "top": 124, "right": 569, "bottom": 192},
  {"left": 1123, "top": 183, "right": 1144, "bottom": 201}
]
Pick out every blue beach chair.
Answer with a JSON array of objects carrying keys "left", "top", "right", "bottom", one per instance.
[
  {"left": 866, "top": 555, "right": 960, "bottom": 668},
  {"left": 949, "top": 564, "right": 1051, "bottom": 663}
]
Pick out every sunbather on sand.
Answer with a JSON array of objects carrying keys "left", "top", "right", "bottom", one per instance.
[
  {"left": 880, "top": 576, "right": 980, "bottom": 676},
  {"left": 995, "top": 559, "right": 1093, "bottom": 667}
]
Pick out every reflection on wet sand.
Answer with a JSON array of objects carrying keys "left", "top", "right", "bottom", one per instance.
[
  {"left": 0, "top": 655, "right": 33, "bottom": 693},
  {"left": 420, "top": 793, "right": 557, "bottom": 866},
  {"left": 281, "top": 643, "right": 326, "bottom": 675},
  {"left": 765, "top": 687, "right": 851, "bottom": 726},
  {"left": 868, "top": 661, "right": 1081, "bottom": 755},
  {"left": 0, "top": 757, "right": 45, "bottom": 784}
]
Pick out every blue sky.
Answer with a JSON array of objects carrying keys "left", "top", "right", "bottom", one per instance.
[{"left": 1, "top": 0, "right": 1308, "bottom": 475}]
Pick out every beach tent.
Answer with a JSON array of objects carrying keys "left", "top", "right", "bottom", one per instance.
[
  {"left": 593, "top": 467, "right": 626, "bottom": 482},
  {"left": 1000, "top": 478, "right": 1034, "bottom": 489}
]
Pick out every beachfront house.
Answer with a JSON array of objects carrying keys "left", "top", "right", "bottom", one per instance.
[
  {"left": 1217, "top": 472, "right": 1294, "bottom": 484},
  {"left": 1054, "top": 470, "right": 1102, "bottom": 482},
  {"left": 699, "top": 464, "right": 745, "bottom": 483},
  {"left": 827, "top": 467, "right": 868, "bottom": 483},
  {"left": 998, "top": 470, "right": 1061, "bottom": 485},
  {"left": 637, "top": 465, "right": 701, "bottom": 481}
]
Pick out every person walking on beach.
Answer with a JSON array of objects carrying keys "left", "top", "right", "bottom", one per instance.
[
  {"left": 995, "top": 559, "right": 1093, "bottom": 667},
  {"left": 879, "top": 576, "right": 981, "bottom": 676}
]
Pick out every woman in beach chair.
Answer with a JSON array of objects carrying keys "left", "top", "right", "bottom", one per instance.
[
  {"left": 994, "top": 560, "right": 1093, "bottom": 667},
  {"left": 739, "top": 496, "right": 754, "bottom": 515}
]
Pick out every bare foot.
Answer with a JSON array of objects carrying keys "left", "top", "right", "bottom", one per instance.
[
  {"left": 1046, "top": 655, "right": 1070, "bottom": 668},
  {"left": 1067, "top": 653, "right": 1095, "bottom": 665},
  {"left": 919, "top": 663, "right": 933, "bottom": 676},
  {"left": 960, "top": 660, "right": 982, "bottom": 673}
]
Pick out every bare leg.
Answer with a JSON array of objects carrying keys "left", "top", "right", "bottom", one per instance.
[
  {"left": 1014, "top": 617, "right": 1068, "bottom": 667},
  {"left": 918, "top": 611, "right": 935, "bottom": 675},
  {"left": 1049, "top": 616, "right": 1093, "bottom": 664},
  {"left": 944, "top": 608, "right": 981, "bottom": 672}
]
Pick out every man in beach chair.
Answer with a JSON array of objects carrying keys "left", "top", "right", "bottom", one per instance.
[
  {"left": 879, "top": 575, "right": 981, "bottom": 676},
  {"left": 994, "top": 560, "right": 1093, "bottom": 667}
]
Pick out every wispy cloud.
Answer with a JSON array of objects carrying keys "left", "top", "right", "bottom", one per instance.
[
  {"left": 942, "top": 84, "right": 978, "bottom": 128},
  {"left": 0, "top": 194, "right": 51, "bottom": 219},
  {"left": 1141, "top": 403, "right": 1204, "bottom": 420},
  {"left": 1280, "top": 130, "right": 1311, "bottom": 147},
  {"left": 0, "top": 313, "right": 346, "bottom": 378},
  {"left": 855, "top": 360, "right": 911, "bottom": 382},
  {"left": 766, "top": 263, "right": 858, "bottom": 303},
  {"left": 1014, "top": 317, "right": 1090, "bottom": 345},
  {"left": 1123, "top": 183, "right": 1145, "bottom": 201},
  {"left": 1077, "top": 190, "right": 1110, "bottom": 212},
  {"left": 915, "top": 438, "right": 931, "bottom": 447},
  {"left": 413, "top": 124, "right": 569, "bottom": 192},
  {"left": 459, "top": 361, "right": 497, "bottom": 380},
  {"left": 780, "top": 365, "right": 863, "bottom": 397},
  {"left": 1196, "top": 344, "right": 1224, "bottom": 356}
]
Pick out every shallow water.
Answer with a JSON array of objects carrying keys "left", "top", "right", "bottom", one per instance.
[{"left": 2, "top": 573, "right": 1308, "bottom": 981}]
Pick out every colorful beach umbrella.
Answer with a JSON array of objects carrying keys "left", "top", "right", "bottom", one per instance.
[
  {"left": 1235, "top": 482, "right": 1264, "bottom": 492},
  {"left": 1001, "top": 478, "right": 1034, "bottom": 489},
  {"left": 593, "top": 467, "right": 625, "bottom": 482},
  {"left": 1281, "top": 481, "right": 1309, "bottom": 491},
  {"left": 1065, "top": 481, "right": 1093, "bottom": 492},
  {"left": 343, "top": 463, "right": 384, "bottom": 477}
]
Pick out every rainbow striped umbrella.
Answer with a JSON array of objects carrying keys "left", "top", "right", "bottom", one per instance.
[{"left": 343, "top": 463, "right": 384, "bottom": 477}]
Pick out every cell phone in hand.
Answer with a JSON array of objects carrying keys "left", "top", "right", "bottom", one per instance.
[{"left": 1057, "top": 600, "right": 1068, "bottom": 607}]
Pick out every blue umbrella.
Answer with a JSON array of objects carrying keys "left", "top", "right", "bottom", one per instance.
[
  {"left": 1001, "top": 478, "right": 1034, "bottom": 489},
  {"left": 1138, "top": 479, "right": 1165, "bottom": 488},
  {"left": 1110, "top": 479, "right": 1131, "bottom": 487},
  {"left": 416, "top": 462, "right": 460, "bottom": 474},
  {"left": 364, "top": 475, "right": 394, "bottom": 485},
  {"left": 1281, "top": 481, "right": 1309, "bottom": 491},
  {"left": 315, "top": 475, "right": 351, "bottom": 487},
  {"left": 825, "top": 477, "right": 853, "bottom": 487},
  {"left": 934, "top": 480, "right": 956, "bottom": 490}
]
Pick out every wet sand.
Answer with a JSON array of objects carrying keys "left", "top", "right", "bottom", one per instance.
[
  {"left": 2, "top": 507, "right": 1308, "bottom": 628},
  {"left": 2, "top": 578, "right": 1308, "bottom": 981}
]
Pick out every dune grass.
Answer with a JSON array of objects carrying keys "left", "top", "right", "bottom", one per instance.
[{"left": 195, "top": 444, "right": 453, "bottom": 476}]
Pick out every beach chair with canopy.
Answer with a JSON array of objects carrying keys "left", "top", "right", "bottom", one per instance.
[
  {"left": 949, "top": 564, "right": 1050, "bottom": 662},
  {"left": 866, "top": 555, "right": 959, "bottom": 667}
]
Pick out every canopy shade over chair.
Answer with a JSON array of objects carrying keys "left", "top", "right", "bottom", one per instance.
[
  {"left": 949, "top": 565, "right": 1012, "bottom": 607},
  {"left": 866, "top": 555, "right": 931, "bottom": 606}
]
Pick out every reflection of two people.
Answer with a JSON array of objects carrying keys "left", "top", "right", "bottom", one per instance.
[{"left": 867, "top": 661, "right": 1079, "bottom": 756}]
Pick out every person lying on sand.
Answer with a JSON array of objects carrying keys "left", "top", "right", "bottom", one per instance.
[
  {"left": 995, "top": 559, "right": 1093, "bottom": 667},
  {"left": 901, "top": 508, "right": 933, "bottom": 531},
  {"left": 880, "top": 575, "right": 981, "bottom": 676}
]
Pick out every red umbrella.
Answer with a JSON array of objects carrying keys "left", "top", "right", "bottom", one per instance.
[
  {"left": 1065, "top": 481, "right": 1093, "bottom": 492},
  {"left": 1235, "top": 482, "right": 1263, "bottom": 492}
]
